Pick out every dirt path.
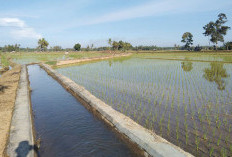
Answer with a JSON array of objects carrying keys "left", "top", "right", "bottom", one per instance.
[
  {"left": 0, "top": 66, "right": 21, "bottom": 157},
  {"left": 56, "top": 53, "right": 132, "bottom": 66}
]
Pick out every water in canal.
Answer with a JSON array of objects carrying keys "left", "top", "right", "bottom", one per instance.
[{"left": 28, "top": 65, "right": 136, "bottom": 157}]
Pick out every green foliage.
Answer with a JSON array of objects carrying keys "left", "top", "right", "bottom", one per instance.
[
  {"left": 74, "top": 43, "right": 81, "bottom": 51},
  {"left": 181, "top": 61, "right": 193, "bottom": 72},
  {"left": 38, "top": 38, "right": 49, "bottom": 51},
  {"left": 108, "top": 38, "right": 112, "bottom": 50},
  {"left": 181, "top": 32, "right": 193, "bottom": 50},
  {"left": 203, "top": 13, "right": 230, "bottom": 49},
  {"left": 0, "top": 54, "right": 10, "bottom": 67},
  {"left": 52, "top": 46, "right": 62, "bottom": 51},
  {"left": 45, "top": 61, "right": 57, "bottom": 65},
  {"left": 112, "top": 41, "right": 119, "bottom": 50},
  {"left": 133, "top": 45, "right": 158, "bottom": 51},
  {"left": 224, "top": 42, "right": 232, "bottom": 50},
  {"left": 111, "top": 40, "right": 132, "bottom": 51},
  {"left": 2, "top": 44, "right": 20, "bottom": 52}
]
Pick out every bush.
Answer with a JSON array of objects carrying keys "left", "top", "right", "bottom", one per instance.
[{"left": 194, "top": 46, "right": 202, "bottom": 51}]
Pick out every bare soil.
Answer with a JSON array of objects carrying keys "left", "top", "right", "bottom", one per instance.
[
  {"left": 56, "top": 53, "right": 132, "bottom": 66},
  {"left": 0, "top": 66, "right": 21, "bottom": 157}
]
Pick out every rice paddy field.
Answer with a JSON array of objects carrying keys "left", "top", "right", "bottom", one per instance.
[
  {"left": 55, "top": 53, "right": 232, "bottom": 156},
  {"left": 8, "top": 52, "right": 110, "bottom": 64}
]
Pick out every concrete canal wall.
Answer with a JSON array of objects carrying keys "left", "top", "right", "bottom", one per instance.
[
  {"left": 7, "top": 65, "right": 34, "bottom": 157},
  {"left": 40, "top": 63, "right": 193, "bottom": 157}
]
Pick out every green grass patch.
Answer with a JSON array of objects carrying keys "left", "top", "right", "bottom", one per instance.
[{"left": 45, "top": 61, "right": 57, "bottom": 65}]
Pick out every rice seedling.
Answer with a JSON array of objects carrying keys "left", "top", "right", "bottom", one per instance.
[
  {"left": 221, "top": 147, "right": 227, "bottom": 157},
  {"left": 55, "top": 54, "right": 232, "bottom": 156},
  {"left": 195, "top": 136, "right": 200, "bottom": 151},
  {"left": 209, "top": 147, "right": 214, "bottom": 157},
  {"left": 217, "top": 134, "right": 222, "bottom": 146}
]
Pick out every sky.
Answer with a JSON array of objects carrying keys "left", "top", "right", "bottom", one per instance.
[{"left": 0, "top": 0, "right": 232, "bottom": 48}]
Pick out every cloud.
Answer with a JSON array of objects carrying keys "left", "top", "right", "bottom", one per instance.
[
  {"left": 0, "top": 17, "right": 41, "bottom": 39},
  {"left": 81, "top": 0, "right": 174, "bottom": 26},
  {"left": 74, "top": 0, "right": 232, "bottom": 27},
  {"left": 11, "top": 28, "right": 41, "bottom": 39}
]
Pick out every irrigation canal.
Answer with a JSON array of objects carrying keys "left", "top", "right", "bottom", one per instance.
[{"left": 28, "top": 65, "right": 137, "bottom": 157}]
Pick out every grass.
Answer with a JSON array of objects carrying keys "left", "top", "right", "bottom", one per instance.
[
  {"left": 0, "top": 54, "right": 10, "bottom": 67},
  {"left": 6, "top": 51, "right": 113, "bottom": 65},
  {"left": 45, "top": 61, "right": 57, "bottom": 65},
  {"left": 4, "top": 51, "right": 232, "bottom": 156}
]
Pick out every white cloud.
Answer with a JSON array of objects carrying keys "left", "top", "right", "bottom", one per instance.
[
  {"left": 0, "top": 17, "right": 41, "bottom": 39},
  {"left": 11, "top": 28, "right": 41, "bottom": 39},
  {"left": 82, "top": 0, "right": 174, "bottom": 25},
  {"left": 0, "top": 18, "right": 25, "bottom": 27},
  {"left": 74, "top": 0, "right": 232, "bottom": 27}
]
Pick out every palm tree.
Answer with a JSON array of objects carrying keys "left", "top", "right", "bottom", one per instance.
[
  {"left": 108, "top": 38, "right": 112, "bottom": 52},
  {"left": 38, "top": 38, "right": 49, "bottom": 51}
]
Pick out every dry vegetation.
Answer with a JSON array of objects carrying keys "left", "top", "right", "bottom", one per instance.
[{"left": 0, "top": 66, "right": 21, "bottom": 157}]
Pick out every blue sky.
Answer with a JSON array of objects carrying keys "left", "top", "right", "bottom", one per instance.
[{"left": 0, "top": 0, "right": 232, "bottom": 48}]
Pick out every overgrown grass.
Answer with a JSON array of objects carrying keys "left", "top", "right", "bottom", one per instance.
[{"left": 0, "top": 54, "right": 10, "bottom": 67}]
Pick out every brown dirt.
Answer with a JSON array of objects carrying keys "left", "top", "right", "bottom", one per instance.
[
  {"left": 56, "top": 53, "right": 132, "bottom": 66},
  {"left": 0, "top": 66, "right": 21, "bottom": 157}
]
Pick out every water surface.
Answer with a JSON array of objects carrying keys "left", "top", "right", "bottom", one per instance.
[
  {"left": 56, "top": 56, "right": 232, "bottom": 156},
  {"left": 28, "top": 65, "right": 136, "bottom": 157}
]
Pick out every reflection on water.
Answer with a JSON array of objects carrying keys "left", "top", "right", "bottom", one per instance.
[
  {"left": 56, "top": 57, "right": 232, "bottom": 156},
  {"left": 203, "top": 62, "right": 229, "bottom": 90},
  {"left": 181, "top": 61, "right": 193, "bottom": 72}
]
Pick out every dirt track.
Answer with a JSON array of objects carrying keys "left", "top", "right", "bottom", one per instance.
[{"left": 56, "top": 53, "right": 132, "bottom": 66}]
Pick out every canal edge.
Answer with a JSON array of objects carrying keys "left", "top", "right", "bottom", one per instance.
[
  {"left": 40, "top": 63, "right": 194, "bottom": 157},
  {"left": 6, "top": 65, "right": 35, "bottom": 157}
]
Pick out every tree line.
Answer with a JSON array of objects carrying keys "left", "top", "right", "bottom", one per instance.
[
  {"left": 181, "top": 13, "right": 231, "bottom": 51},
  {"left": 1, "top": 13, "right": 231, "bottom": 52}
]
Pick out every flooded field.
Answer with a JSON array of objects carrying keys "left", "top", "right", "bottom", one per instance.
[
  {"left": 56, "top": 55, "right": 232, "bottom": 156},
  {"left": 28, "top": 65, "right": 137, "bottom": 157},
  {"left": 11, "top": 52, "right": 110, "bottom": 65}
]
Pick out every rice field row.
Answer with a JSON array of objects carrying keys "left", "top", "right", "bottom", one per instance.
[{"left": 56, "top": 56, "right": 232, "bottom": 156}]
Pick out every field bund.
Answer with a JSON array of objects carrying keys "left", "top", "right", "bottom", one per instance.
[
  {"left": 56, "top": 53, "right": 132, "bottom": 66},
  {"left": 41, "top": 63, "right": 193, "bottom": 157}
]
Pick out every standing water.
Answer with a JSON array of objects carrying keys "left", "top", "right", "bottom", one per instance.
[{"left": 28, "top": 65, "right": 137, "bottom": 157}]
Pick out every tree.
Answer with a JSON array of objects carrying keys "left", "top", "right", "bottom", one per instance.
[
  {"left": 53, "top": 46, "right": 62, "bottom": 51},
  {"left": 174, "top": 44, "right": 177, "bottom": 50},
  {"left": 108, "top": 38, "right": 112, "bottom": 51},
  {"left": 86, "top": 45, "right": 90, "bottom": 51},
  {"left": 123, "top": 42, "right": 132, "bottom": 51},
  {"left": 112, "top": 41, "right": 119, "bottom": 50},
  {"left": 38, "top": 38, "right": 49, "bottom": 51},
  {"left": 111, "top": 40, "right": 132, "bottom": 51},
  {"left": 90, "top": 44, "right": 94, "bottom": 50},
  {"left": 74, "top": 43, "right": 81, "bottom": 51},
  {"left": 203, "top": 13, "right": 231, "bottom": 50},
  {"left": 118, "top": 40, "right": 124, "bottom": 50},
  {"left": 3, "top": 44, "right": 20, "bottom": 52},
  {"left": 181, "top": 32, "right": 193, "bottom": 50},
  {"left": 194, "top": 45, "right": 202, "bottom": 51},
  {"left": 224, "top": 42, "right": 232, "bottom": 50}
]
